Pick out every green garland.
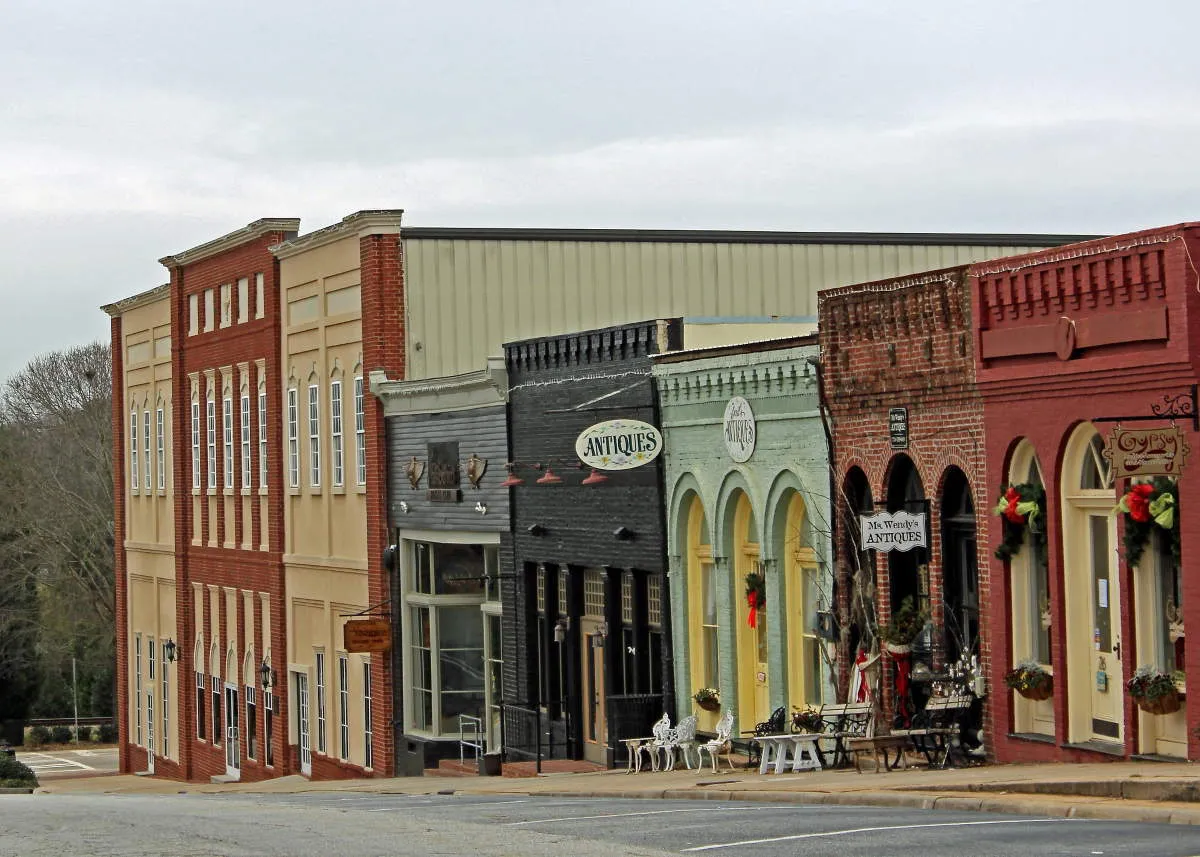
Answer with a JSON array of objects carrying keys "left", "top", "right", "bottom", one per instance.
[
  {"left": 1116, "top": 476, "right": 1179, "bottom": 568},
  {"left": 745, "top": 571, "right": 766, "bottom": 608},
  {"left": 993, "top": 482, "right": 1047, "bottom": 561}
]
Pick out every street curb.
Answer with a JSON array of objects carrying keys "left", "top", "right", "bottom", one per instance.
[
  {"left": 524, "top": 785, "right": 1198, "bottom": 825},
  {"left": 0, "top": 787, "right": 35, "bottom": 794}
]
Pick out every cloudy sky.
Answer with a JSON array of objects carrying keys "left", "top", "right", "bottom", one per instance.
[{"left": 2, "top": 0, "right": 1197, "bottom": 381}]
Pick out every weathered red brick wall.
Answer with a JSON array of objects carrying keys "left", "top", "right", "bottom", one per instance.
[
  {"left": 820, "top": 267, "right": 994, "bottom": 739},
  {"left": 359, "top": 231, "right": 406, "bottom": 776},
  {"left": 975, "top": 224, "right": 1200, "bottom": 763}
]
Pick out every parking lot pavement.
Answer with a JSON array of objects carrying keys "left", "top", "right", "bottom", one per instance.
[{"left": 17, "top": 748, "right": 119, "bottom": 778}]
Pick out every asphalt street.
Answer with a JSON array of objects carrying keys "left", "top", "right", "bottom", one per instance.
[
  {"left": 2, "top": 791, "right": 1198, "bottom": 857},
  {"left": 16, "top": 747, "right": 119, "bottom": 778}
]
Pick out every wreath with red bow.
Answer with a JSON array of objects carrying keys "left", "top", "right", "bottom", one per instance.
[
  {"left": 745, "top": 572, "right": 766, "bottom": 628},
  {"left": 993, "top": 482, "right": 1046, "bottom": 561},
  {"left": 1115, "top": 477, "right": 1179, "bottom": 568}
]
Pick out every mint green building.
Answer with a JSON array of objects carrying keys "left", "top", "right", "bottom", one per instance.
[{"left": 652, "top": 337, "right": 834, "bottom": 735}]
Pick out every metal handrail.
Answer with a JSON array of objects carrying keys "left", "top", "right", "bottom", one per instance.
[{"left": 458, "top": 714, "right": 484, "bottom": 767}]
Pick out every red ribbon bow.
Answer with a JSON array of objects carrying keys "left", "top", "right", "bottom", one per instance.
[
  {"left": 1125, "top": 482, "right": 1154, "bottom": 523},
  {"left": 1003, "top": 486, "right": 1025, "bottom": 524},
  {"left": 747, "top": 591, "right": 758, "bottom": 629}
]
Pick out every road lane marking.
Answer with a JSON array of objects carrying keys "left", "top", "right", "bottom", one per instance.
[
  {"left": 508, "top": 806, "right": 795, "bottom": 826},
  {"left": 682, "top": 818, "right": 1074, "bottom": 851}
]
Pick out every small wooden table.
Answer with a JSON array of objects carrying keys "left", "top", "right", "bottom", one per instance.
[
  {"left": 756, "top": 733, "right": 825, "bottom": 774},
  {"left": 846, "top": 735, "right": 911, "bottom": 773}
]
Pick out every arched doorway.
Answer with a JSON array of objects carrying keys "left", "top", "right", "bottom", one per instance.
[
  {"left": 778, "top": 491, "right": 823, "bottom": 712},
  {"left": 682, "top": 492, "right": 719, "bottom": 729},
  {"left": 1061, "top": 423, "right": 1121, "bottom": 746},
  {"left": 730, "top": 491, "right": 769, "bottom": 726},
  {"left": 940, "top": 467, "right": 977, "bottom": 667},
  {"left": 885, "top": 454, "right": 927, "bottom": 627},
  {"left": 840, "top": 467, "right": 875, "bottom": 700}
]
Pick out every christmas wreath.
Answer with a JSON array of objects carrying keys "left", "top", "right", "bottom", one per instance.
[
  {"left": 745, "top": 571, "right": 766, "bottom": 628},
  {"left": 1114, "top": 477, "right": 1179, "bottom": 568},
  {"left": 993, "top": 482, "right": 1046, "bottom": 561}
]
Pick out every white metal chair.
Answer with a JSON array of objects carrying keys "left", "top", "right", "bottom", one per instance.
[
  {"left": 697, "top": 711, "right": 736, "bottom": 773},
  {"left": 654, "top": 714, "right": 697, "bottom": 771}
]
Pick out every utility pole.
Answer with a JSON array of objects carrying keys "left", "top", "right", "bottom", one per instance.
[{"left": 72, "top": 656, "right": 79, "bottom": 743}]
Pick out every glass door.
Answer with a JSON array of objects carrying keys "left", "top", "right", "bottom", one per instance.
[
  {"left": 1088, "top": 514, "right": 1123, "bottom": 742},
  {"left": 224, "top": 684, "right": 241, "bottom": 777},
  {"left": 296, "top": 672, "right": 312, "bottom": 776},
  {"left": 580, "top": 616, "right": 607, "bottom": 765}
]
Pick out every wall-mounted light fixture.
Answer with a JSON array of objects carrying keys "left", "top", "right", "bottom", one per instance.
[
  {"left": 553, "top": 617, "right": 569, "bottom": 644},
  {"left": 500, "top": 462, "right": 524, "bottom": 488},
  {"left": 613, "top": 526, "right": 635, "bottom": 541},
  {"left": 163, "top": 638, "right": 177, "bottom": 663},
  {"left": 259, "top": 659, "right": 276, "bottom": 690},
  {"left": 536, "top": 467, "right": 563, "bottom": 485},
  {"left": 581, "top": 469, "right": 608, "bottom": 486},
  {"left": 592, "top": 622, "right": 609, "bottom": 648},
  {"left": 527, "top": 523, "right": 547, "bottom": 537},
  {"left": 474, "top": 501, "right": 488, "bottom": 516},
  {"left": 398, "top": 501, "right": 409, "bottom": 514}
]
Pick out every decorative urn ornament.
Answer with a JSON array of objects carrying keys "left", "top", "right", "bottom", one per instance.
[
  {"left": 465, "top": 453, "right": 488, "bottom": 489},
  {"left": 405, "top": 456, "right": 425, "bottom": 489}
]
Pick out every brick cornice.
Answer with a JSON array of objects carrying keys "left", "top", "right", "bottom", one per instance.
[
  {"left": 159, "top": 218, "right": 301, "bottom": 268},
  {"left": 101, "top": 283, "right": 171, "bottom": 317},
  {"left": 272, "top": 210, "right": 404, "bottom": 259}
]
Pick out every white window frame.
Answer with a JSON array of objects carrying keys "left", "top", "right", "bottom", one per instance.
[
  {"left": 363, "top": 661, "right": 373, "bottom": 769},
  {"left": 338, "top": 653, "right": 350, "bottom": 760},
  {"left": 156, "top": 406, "right": 165, "bottom": 491},
  {"left": 354, "top": 376, "right": 366, "bottom": 485},
  {"left": 143, "top": 409, "right": 152, "bottom": 491},
  {"left": 315, "top": 651, "right": 327, "bottom": 755},
  {"left": 161, "top": 639, "right": 170, "bottom": 758},
  {"left": 308, "top": 384, "right": 321, "bottom": 487},
  {"left": 191, "top": 400, "right": 201, "bottom": 490},
  {"left": 134, "top": 632, "right": 143, "bottom": 746},
  {"left": 258, "top": 386, "right": 268, "bottom": 489},
  {"left": 130, "top": 410, "right": 139, "bottom": 491},
  {"left": 146, "top": 634, "right": 155, "bottom": 756},
  {"left": 206, "top": 395, "right": 217, "bottom": 490},
  {"left": 195, "top": 641, "right": 206, "bottom": 741},
  {"left": 287, "top": 388, "right": 299, "bottom": 488},
  {"left": 330, "top": 380, "right": 344, "bottom": 487},
  {"left": 223, "top": 395, "right": 234, "bottom": 489},
  {"left": 240, "top": 392, "right": 251, "bottom": 490}
]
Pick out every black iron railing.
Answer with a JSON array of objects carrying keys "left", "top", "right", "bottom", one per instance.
[{"left": 499, "top": 700, "right": 571, "bottom": 774}]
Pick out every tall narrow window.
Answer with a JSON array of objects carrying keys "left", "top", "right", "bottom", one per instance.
[
  {"left": 161, "top": 640, "right": 170, "bottom": 758},
  {"left": 330, "top": 380, "right": 344, "bottom": 487},
  {"left": 245, "top": 683, "right": 257, "bottom": 760},
  {"left": 354, "top": 376, "right": 366, "bottom": 485},
  {"left": 237, "top": 277, "right": 249, "bottom": 323},
  {"left": 308, "top": 384, "right": 321, "bottom": 487},
  {"left": 258, "top": 387, "right": 268, "bottom": 488},
  {"left": 191, "top": 400, "right": 201, "bottom": 490},
  {"left": 287, "top": 388, "right": 299, "bottom": 488},
  {"left": 338, "top": 654, "right": 350, "bottom": 760},
  {"left": 206, "top": 395, "right": 217, "bottom": 489},
  {"left": 223, "top": 395, "right": 234, "bottom": 489},
  {"left": 315, "top": 651, "right": 327, "bottom": 754},
  {"left": 363, "top": 662, "right": 373, "bottom": 769},
  {"left": 156, "top": 406, "right": 165, "bottom": 490},
  {"left": 255, "top": 272, "right": 265, "bottom": 319},
  {"left": 195, "top": 645, "right": 206, "bottom": 740},
  {"left": 265, "top": 690, "right": 275, "bottom": 766},
  {"left": 143, "top": 410, "right": 152, "bottom": 490},
  {"left": 146, "top": 635, "right": 155, "bottom": 756},
  {"left": 240, "top": 392, "right": 251, "bottom": 489},
  {"left": 134, "top": 633, "right": 143, "bottom": 745},
  {"left": 211, "top": 674, "right": 221, "bottom": 745},
  {"left": 130, "top": 410, "right": 139, "bottom": 491}
]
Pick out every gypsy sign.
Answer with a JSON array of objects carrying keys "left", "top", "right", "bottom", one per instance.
[
  {"left": 860, "top": 511, "right": 928, "bottom": 552},
  {"left": 1103, "top": 424, "right": 1191, "bottom": 478},
  {"left": 576, "top": 419, "right": 663, "bottom": 471}
]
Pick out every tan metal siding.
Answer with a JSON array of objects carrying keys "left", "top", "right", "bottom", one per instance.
[{"left": 402, "top": 239, "right": 1050, "bottom": 380}]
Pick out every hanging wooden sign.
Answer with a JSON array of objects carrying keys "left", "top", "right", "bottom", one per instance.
[
  {"left": 1103, "top": 424, "right": 1191, "bottom": 478},
  {"left": 860, "top": 511, "right": 927, "bottom": 552},
  {"left": 575, "top": 419, "right": 663, "bottom": 470},
  {"left": 343, "top": 619, "right": 392, "bottom": 653}
]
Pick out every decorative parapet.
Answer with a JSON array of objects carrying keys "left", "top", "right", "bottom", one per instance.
[
  {"left": 505, "top": 319, "right": 682, "bottom": 375},
  {"left": 369, "top": 357, "right": 507, "bottom": 415}
]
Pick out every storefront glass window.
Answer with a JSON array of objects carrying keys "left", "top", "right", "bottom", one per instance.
[
  {"left": 701, "top": 562, "right": 719, "bottom": 688},
  {"left": 802, "top": 565, "right": 821, "bottom": 702},
  {"left": 410, "top": 606, "right": 433, "bottom": 730},
  {"left": 438, "top": 605, "right": 485, "bottom": 733},
  {"left": 1090, "top": 516, "right": 1112, "bottom": 652},
  {"left": 1154, "top": 530, "right": 1184, "bottom": 673}
]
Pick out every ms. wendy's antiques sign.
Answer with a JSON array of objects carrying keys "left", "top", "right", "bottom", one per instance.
[
  {"left": 1103, "top": 424, "right": 1191, "bottom": 478},
  {"left": 860, "top": 510, "right": 927, "bottom": 552}
]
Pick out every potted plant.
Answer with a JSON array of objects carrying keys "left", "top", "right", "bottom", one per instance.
[
  {"left": 879, "top": 595, "right": 928, "bottom": 654},
  {"left": 791, "top": 706, "right": 823, "bottom": 733},
  {"left": 1127, "top": 665, "right": 1182, "bottom": 715},
  {"left": 1003, "top": 659, "right": 1054, "bottom": 701},
  {"left": 694, "top": 687, "right": 721, "bottom": 712},
  {"left": 993, "top": 482, "right": 1046, "bottom": 561}
]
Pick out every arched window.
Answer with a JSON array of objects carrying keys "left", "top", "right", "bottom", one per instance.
[
  {"left": 194, "top": 637, "right": 207, "bottom": 740},
  {"left": 684, "top": 494, "right": 717, "bottom": 712}
]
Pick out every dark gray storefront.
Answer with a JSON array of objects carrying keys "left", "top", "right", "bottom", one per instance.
[
  {"left": 374, "top": 361, "right": 511, "bottom": 774},
  {"left": 503, "top": 320, "right": 679, "bottom": 768}
]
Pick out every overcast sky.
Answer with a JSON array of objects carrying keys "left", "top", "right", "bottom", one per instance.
[{"left": 2, "top": 0, "right": 1198, "bottom": 382}]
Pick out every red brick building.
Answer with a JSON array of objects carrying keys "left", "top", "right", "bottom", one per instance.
[
  {"left": 819, "top": 267, "right": 991, "bottom": 745},
  {"left": 976, "top": 224, "right": 1200, "bottom": 762}
]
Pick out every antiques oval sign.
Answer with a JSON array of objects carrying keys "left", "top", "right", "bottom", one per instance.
[
  {"left": 724, "top": 396, "right": 756, "bottom": 463},
  {"left": 575, "top": 419, "right": 663, "bottom": 471}
]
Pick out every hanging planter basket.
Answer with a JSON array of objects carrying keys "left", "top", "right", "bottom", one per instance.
[
  {"left": 1016, "top": 681, "right": 1053, "bottom": 702},
  {"left": 697, "top": 697, "right": 721, "bottom": 712},
  {"left": 1135, "top": 690, "right": 1182, "bottom": 716}
]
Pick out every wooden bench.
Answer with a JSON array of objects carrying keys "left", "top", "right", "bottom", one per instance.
[
  {"left": 889, "top": 693, "right": 973, "bottom": 769},
  {"left": 845, "top": 734, "right": 911, "bottom": 773}
]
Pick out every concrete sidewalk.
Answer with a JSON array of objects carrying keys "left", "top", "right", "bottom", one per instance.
[{"left": 34, "top": 759, "right": 1200, "bottom": 825}]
